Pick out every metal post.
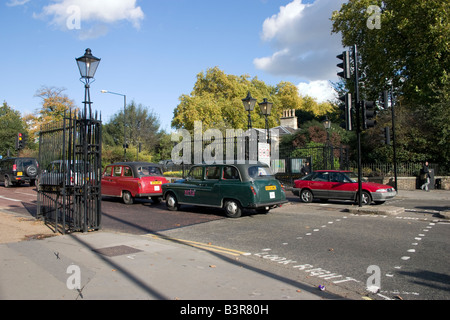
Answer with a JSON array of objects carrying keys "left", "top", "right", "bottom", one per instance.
[
  {"left": 390, "top": 86, "right": 398, "bottom": 192},
  {"left": 353, "top": 44, "right": 363, "bottom": 207}
]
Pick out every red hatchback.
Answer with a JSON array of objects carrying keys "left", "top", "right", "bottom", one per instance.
[
  {"left": 292, "top": 170, "right": 397, "bottom": 205},
  {"left": 101, "top": 162, "right": 168, "bottom": 204}
]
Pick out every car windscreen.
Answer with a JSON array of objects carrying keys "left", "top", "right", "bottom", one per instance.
[
  {"left": 248, "top": 166, "right": 274, "bottom": 179},
  {"left": 137, "top": 166, "right": 163, "bottom": 176}
]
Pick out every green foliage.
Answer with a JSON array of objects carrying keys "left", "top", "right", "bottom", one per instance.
[
  {"left": 0, "top": 102, "right": 26, "bottom": 157},
  {"left": 331, "top": 0, "right": 450, "bottom": 104},
  {"left": 102, "top": 101, "right": 171, "bottom": 165},
  {"left": 331, "top": 0, "right": 450, "bottom": 167},
  {"left": 171, "top": 67, "right": 333, "bottom": 132}
]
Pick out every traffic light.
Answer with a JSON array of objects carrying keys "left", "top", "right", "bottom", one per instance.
[
  {"left": 16, "top": 133, "right": 24, "bottom": 150},
  {"left": 338, "top": 93, "right": 352, "bottom": 131},
  {"left": 362, "top": 100, "right": 376, "bottom": 129},
  {"left": 336, "top": 51, "right": 351, "bottom": 79}
]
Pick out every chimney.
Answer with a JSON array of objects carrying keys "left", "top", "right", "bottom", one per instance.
[{"left": 280, "top": 109, "right": 297, "bottom": 130}]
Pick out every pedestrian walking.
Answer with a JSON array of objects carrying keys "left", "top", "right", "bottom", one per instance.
[{"left": 420, "top": 161, "right": 431, "bottom": 191}]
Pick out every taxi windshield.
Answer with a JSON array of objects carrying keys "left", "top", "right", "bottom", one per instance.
[
  {"left": 137, "top": 166, "right": 163, "bottom": 176},
  {"left": 248, "top": 166, "right": 273, "bottom": 179}
]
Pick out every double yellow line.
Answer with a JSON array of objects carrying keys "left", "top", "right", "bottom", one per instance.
[{"left": 145, "top": 234, "right": 250, "bottom": 257}]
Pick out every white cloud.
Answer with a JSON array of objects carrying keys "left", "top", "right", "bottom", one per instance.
[
  {"left": 36, "top": 0, "right": 144, "bottom": 39},
  {"left": 297, "top": 80, "right": 336, "bottom": 103},
  {"left": 6, "top": 0, "right": 30, "bottom": 6},
  {"left": 254, "top": 0, "right": 346, "bottom": 81}
]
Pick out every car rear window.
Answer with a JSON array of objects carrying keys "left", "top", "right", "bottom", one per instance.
[
  {"left": 248, "top": 166, "right": 273, "bottom": 179},
  {"left": 137, "top": 166, "right": 163, "bottom": 176},
  {"left": 16, "top": 159, "right": 37, "bottom": 168}
]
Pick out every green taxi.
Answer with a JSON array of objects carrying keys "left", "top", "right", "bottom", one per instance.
[{"left": 162, "top": 162, "right": 287, "bottom": 218}]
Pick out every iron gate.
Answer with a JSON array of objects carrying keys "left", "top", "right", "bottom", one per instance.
[{"left": 37, "top": 109, "right": 102, "bottom": 234}]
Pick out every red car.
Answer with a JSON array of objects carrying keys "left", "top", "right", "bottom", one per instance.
[
  {"left": 101, "top": 162, "right": 168, "bottom": 204},
  {"left": 292, "top": 170, "right": 397, "bottom": 205}
]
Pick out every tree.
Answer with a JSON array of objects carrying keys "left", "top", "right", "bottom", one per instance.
[
  {"left": 24, "top": 86, "right": 77, "bottom": 143},
  {"left": 0, "top": 102, "right": 26, "bottom": 157},
  {"left": 331, "top": 0, "right": 450, "bottom": 105},
  {"left": 102, "top": 101, "right": 169, "bottom": 164},
  {"left": 171, "top": 67, "right": 330, "bottom": 132},
  {"left": 331, "top": 0, "right": 450, "bottom": 170}
]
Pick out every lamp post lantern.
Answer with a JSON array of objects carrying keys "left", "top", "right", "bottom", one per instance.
[
  {"left": 259, "top": 98, "right": 272, "bottom": 143},
  {"left": 242, "top": 91, "right": 257, "bottom": 130},
  {"left": 76, "top": 48, "right": 100, "bottom": 118}
]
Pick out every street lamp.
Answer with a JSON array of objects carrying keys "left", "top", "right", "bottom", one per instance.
[
  {"left": 242, "top": 91, "right": 257, "bottom": 130},
  {"left": 76, "top": 48, "right": 100, "bottom": 118},
  {"left": 322, "top": 116, "right": 331, "bottom": 130},
  {"left": 259, "top": 98, "right": 272, "bottom": 143},
  {"left": 101, "top": 90, "right": 128, "bottom": 161}
]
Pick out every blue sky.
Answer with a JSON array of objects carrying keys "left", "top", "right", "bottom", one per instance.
[{"left": 1, "top": 0, "right": 346, "bottom": 132}]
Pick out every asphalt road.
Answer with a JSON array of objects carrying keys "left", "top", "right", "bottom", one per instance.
[{"left": 1, "top": 185, "right": 449, "bottom": 300}]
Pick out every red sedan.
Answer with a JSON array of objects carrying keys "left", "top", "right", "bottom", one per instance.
[{"left": 292, "top": 170, "right": 397, "bottom": 205}]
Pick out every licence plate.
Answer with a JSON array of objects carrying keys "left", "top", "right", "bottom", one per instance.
[
  {"left": 265, "top": 186, "right": 276, "bottom": 191},
  {"left": 151, "top": 181, "right": 162, "bottom": 185},
  {"left": 17, "top": 172, "right": 23, "bottom": 176}
]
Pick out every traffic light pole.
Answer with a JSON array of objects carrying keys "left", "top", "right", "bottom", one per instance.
[
  {"left": 390, "top": 88, "right": 398, "bottom": 192},
  {"left": 353, "top": 44, "right": 363, "bottom": 207}
]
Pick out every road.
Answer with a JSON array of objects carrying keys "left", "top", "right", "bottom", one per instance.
[{"left": 1, "top": 184, "right": 449, "bottom": 300}]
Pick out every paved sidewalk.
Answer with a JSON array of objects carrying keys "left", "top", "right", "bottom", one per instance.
[{"left": 0, "top": 230, "right": 341, "bottom": 300}]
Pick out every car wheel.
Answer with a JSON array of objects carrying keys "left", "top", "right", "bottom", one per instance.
[
  {"left": 166, "top": 193, "right": 179, "bottom": 211},
  {"left": 361, "top": 191, "right": 371, "bottom": 205},
  {"left": 300, "top": 189, "right": 313, "bottom": 203},
  {"left": 4, "top": 176, "right": 10, "bottom": 188},
  {"left": 26, "top": 165, "right": 38, "bottom": 178},
  {"left": 224, "top": 200, "right": 242, "bottom": 218},
  {"left": 122, "top": 191, "right": 134, "bottom": 205}
]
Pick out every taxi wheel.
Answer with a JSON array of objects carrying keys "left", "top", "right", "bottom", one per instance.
[
  {"left": 166, "top": 193, "right": 180, "bottom": 211},
  {"left": 224, "top": 200, "right": 242, "bottom": 218},
  {"left": 300, "top": 189, "right": 313, "bottom": 203},
  {"left": 122, "top": 191, "right": 134, "bottom": 205}
]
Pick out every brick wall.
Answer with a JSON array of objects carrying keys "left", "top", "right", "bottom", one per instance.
[{"left": 367, "top": 176, "right": 450, "bottom": 190}]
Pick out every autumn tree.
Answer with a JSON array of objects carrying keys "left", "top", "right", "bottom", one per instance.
[{"left": 171, "top": 67, "right": 333, "bottom": 132}]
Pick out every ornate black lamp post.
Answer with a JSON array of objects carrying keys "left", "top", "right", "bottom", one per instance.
[
  {"left": 242, "top": 91, "right": 257, "bottom": 130},
  {"left": 259, "top": 98, "right": 273, "bottom": 143},
  {"left": 75, "top": 48, "right": 100, "bottom": 232},
  {"left": 76, "top": 48, "right": 100, "bottom": 118}
]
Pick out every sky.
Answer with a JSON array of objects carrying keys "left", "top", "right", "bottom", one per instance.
[{"left": 0, "top": 0, "right": 346, "bottom": 132}]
